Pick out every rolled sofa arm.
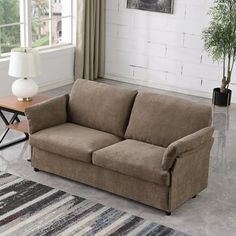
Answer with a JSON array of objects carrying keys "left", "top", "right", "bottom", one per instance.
[
  {"left": 162, "top": 126, "right": 214, "bottom": 171},
  {"left": 25, "top": 94, "right": 69, "bottom": 134}
]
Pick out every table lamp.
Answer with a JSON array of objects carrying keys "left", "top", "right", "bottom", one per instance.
[{"left": 8, "top": 48, "right": 42, "bottom": 102}]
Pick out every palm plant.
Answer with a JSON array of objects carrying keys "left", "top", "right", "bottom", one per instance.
[{"left": 202, "top": 0, "right": 236, "bottom": 93}]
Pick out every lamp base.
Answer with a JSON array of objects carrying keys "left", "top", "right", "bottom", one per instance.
[
  {"left": 17, "top": 97, "right": 32, "bottom": 102},
  {"left": 12, "top": 78, "right": 38, "bottom": 102}
]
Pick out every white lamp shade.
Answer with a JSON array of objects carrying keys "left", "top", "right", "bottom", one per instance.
[{"left": 8, "top": 48, "right": 42, "bottom": 78}]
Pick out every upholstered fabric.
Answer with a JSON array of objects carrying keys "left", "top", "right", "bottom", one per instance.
[
  {"left": 31, "top": 148, "right": 169, "bottom": 211},
  {"left": 125, "top": 92, "right": 212, "bottom": 147},
  {"left": 170, "top": 139, "right": 214, "bottom": 211},
  {"left": 68, "top": 79, "right": 137, "bottom": 137},
  {"left": 162, "top": 127, "right": 214, "bottom": 170},
  {"left": 92, "top": 139, "right": 170, "bottom": 186},
  {"left": 28, "top": 81, "right": 215, "bottom": 213},
  {"left": 25, "top": 95, "right": 69, "bottom": 134},
  {"left": 30, "top": 123, "right": 122, "bottom": 163}
]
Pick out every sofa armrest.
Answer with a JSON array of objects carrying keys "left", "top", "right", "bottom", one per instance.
[
  {"left": 25, "top": 94, "right": 69, "bottom": 134},
  {"left": 168, "top": 138, "right": 214, "bottom": 211},
  {"left": 162, "top": 126, "right": 214, "bottom": 171}
]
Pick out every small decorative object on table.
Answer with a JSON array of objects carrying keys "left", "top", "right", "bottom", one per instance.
[
  {"left": 202, "top": 0, "right": 236, "bottom": 108},
  {"left": 8, "top": 48, "right": 42, "bottom": 102}
]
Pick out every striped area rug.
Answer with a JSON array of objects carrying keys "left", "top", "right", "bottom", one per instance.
[{"left": 0, "top": 172, "right": 187, "bottom": 236}]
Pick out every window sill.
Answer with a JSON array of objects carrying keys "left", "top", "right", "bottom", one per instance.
[{"left": 0, "top": 44, "right": 75, "bottom": 63}]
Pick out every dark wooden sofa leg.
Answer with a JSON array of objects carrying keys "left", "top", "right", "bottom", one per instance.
[
  {"left": 192, "top": 195, "right": 197, "bottom": 199},
  {"left": 166, "top": 211, "right": 171, "bottom": 216},
  {"left": 34, "top": 168, "right": 39, "bottom": 172}
]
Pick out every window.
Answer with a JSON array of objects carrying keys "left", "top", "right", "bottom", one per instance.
[
  {"left": 0, "top": 0, "right": 21, "bottom": 54},
  {"left": 0, "top": 0, "right": 73, "bottom": 57}
]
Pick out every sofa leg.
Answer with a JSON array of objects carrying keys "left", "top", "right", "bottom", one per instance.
[
  {"left": 192, "top": 195, "right": 197, "bottom": 199},
  {"left": 34, "top": 168, "right": 39, "bottom": 172},
  {"left": 165, "top": 211, "right": 171, "bottom": 216}
]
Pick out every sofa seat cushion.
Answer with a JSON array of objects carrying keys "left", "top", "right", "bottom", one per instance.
[
  {"left": 30, "top": 123, "right": 122, "bottom": 163},
  {"left": 92, "top": 139, "right": 170, "bottom": 186}
]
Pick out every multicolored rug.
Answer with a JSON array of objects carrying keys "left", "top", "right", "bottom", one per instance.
[{"left": 0, "top": 172, "right": 187, "bottom": 236}]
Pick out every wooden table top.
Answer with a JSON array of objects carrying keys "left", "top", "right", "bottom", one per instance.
[{"left": 0, "top": 94, "right": 51, "bottom": 113}]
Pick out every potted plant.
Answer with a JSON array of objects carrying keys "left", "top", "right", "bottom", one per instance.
[{"left": 202, "top": 0, "right": 236, "bottom": 106}]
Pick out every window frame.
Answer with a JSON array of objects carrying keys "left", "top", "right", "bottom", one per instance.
[
  {"left": 0, "top": 0, "right": 74, "bottom": 58},
  {"left": 0, "top": 0, "right": 23, "bottom": 58}
]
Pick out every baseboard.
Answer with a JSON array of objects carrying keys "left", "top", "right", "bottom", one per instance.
[
  {"left": 105, "top": 74, "right": 236, "bottom": 104},
  {"left": 38, "top": 78, "right": 74, "bottom": 92}
]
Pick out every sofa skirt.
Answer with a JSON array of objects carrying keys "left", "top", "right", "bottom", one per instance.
[{"left": 31, "top": 147, "right": 170, "bottom": 211}]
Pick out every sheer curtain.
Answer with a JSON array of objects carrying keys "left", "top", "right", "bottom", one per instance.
[{"left": 75, "top": 0, "right": 106, "bottom": 80}]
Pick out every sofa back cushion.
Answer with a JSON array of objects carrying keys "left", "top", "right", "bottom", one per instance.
[
  {"left": 125, "top": 92, "right": 212, "bottom": 147},
  {"left": 68, "top": 79, "right": 137, "bottom": 137}
]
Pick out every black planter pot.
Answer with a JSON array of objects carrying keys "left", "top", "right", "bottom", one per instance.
[{"left": 212, "top": 88, "right": 232, "bottom": 107}]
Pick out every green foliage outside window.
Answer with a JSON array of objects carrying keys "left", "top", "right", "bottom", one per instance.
[
  {"left": 0, "top": 0, "right": 20, "bottom": 53},
  {"left": 0, "top": 0, "right": 49, "bottom": 53},
  {"left": 32, "top": 35, "right": 49, "bottom": 48},
  {"left": 31, "top": 0, "right": 49, "bottom": 47}
]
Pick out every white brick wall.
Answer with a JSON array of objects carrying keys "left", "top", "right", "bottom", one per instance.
[{"left": 105, "top": 0, "right": 236, "bottom": 101}]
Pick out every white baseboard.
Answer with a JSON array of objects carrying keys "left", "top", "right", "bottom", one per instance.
[
  {"left": 105, "top": 74, "right": 236, "bottom": 104},
  {"left": 38, "top": 78, "right": 74, "bottom": 92}
]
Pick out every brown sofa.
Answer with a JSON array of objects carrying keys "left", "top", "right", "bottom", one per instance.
[{"left": 25, "top": 79, "right": 214, "bottom": 215}]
